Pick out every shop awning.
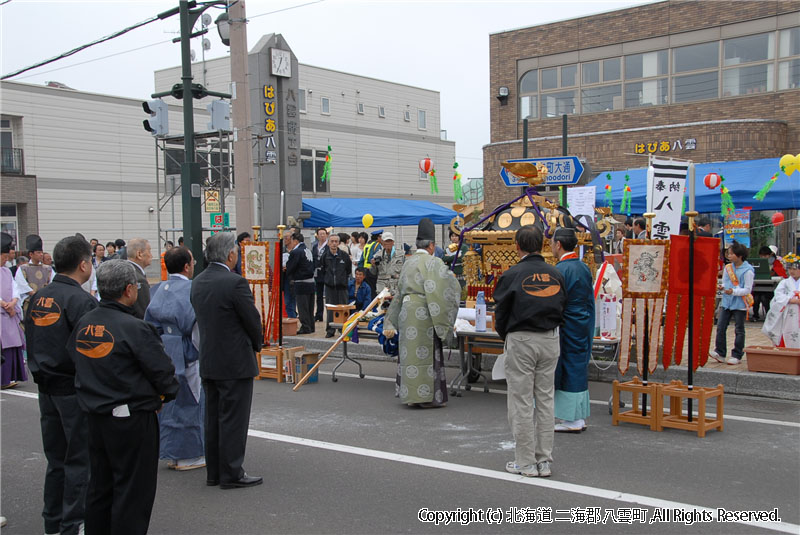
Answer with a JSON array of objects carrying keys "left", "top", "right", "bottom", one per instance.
[
  {"left": 587, "top": 157, "right": 800, "bottom": 214},
  {"left": 302, "top": 198, "right": 458, "bottom": 227}
]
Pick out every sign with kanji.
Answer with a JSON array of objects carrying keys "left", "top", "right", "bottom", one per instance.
[
  {"left": 646, "top": 157, "right": 688, "bottom": 240},
  {"left": 500, "top": 157, "right": 584, "bottom": 187},
  {"left": 634, "top": 138, "right": 697, "bottom": 154},
  {"left": 209, "top": 212, "right": 230, "bottom": 235},
  {"left": 205, "top": 190, "right": 220, "bottom": 213}
]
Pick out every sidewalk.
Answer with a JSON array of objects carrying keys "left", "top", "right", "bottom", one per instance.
[{"left": 281, "top": 318, "right": 800, "bottom": 401}]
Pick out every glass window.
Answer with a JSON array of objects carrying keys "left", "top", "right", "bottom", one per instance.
[
  {"left": 603, "top": 58, "right": 621, "bottom": 81},
  {"left": 519, "top": 95, "right": 537, "bottom": 119},
  {"left": 778, "top": 58, "right": 800, "bottom": 89},
  {"left": 357, "top": 102, "right": 364, "bottom": 114},
  {"left": 581, "top": 84, "right": 622, "bottom": 113},
  {"left": 561, "top": 64, "right": 577, "bottom": 87},
  {"left": 583, "top": 62, "right": 599, "bottom": 84},
  {"left": 541, "top": 67, "right": 558, "bottom": 90},
  {"left": 779, "top": 27, "right": 800, "bottom": 58},
  {"left": 321, "top": 97, "right": 330, "bottom": 114},
  {"left": 724, "top": 33, "right": 773, "bottom": 66},
  {"left": 403, "top": 110, "right": 411, "bottom": 122},
  {"left": 673, "top": 42, "right": 719, "bottom": 73},
  {"left": 418, "top": 109, "right": 427, "bottom": 129},
  {"left": 520, "top": 69, "right": 538, "bottom": 93},
  {"left": 625, "top": 50, "right": 668, "bottom": 79},
  {"left": 0, "top": 120, "right": 9, "bottom": 128},
  {"left": 723, "top": 63, "right": 773, "bottom": 96},
  {"left": 378, "top": 106, "right": 386, "bottom": 118},
  {"left": 673, "top": 71, "right": 718, "bottom": 102},
  {"left": 315, "top": 150, "right": 328, "bottom": 193},
  {"left": 0, "top": 131, "right": 11, "bottom": 150},
  {"left": 298, "top": 89, "right": 306, "bottom": 112},
  {"left": 624, "top": 78, "right": 668, "bottom": 108},
  {"left": 541, "top": 90, "right": 576, "bottom": 118},
  {"left": 301, "top": 158, "right": 313, "bottom": 192},
  {"left": 419, "top": 169, "right": 429, "bottom": 181}
]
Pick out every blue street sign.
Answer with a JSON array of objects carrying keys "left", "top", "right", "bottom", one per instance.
[{"left": 500, "top": 157, "right": 584, "bottom": 187}]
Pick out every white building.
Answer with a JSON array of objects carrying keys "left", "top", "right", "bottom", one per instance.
[{"left": 1, "top": 36, "right": 456, "bottom": 270}]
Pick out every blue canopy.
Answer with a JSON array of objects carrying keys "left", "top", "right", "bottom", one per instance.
[
  {"left": 302, "top": 198, "right": 458, "bottom": 227},
  {"left": 586, "top": 157, "right": 800, "bottom": 214}
]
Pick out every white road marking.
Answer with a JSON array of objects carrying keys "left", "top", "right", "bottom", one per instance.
[
  {"left": 321, "top": 371, "right": 800, "bottom": 428},
  {"left": 249, "top": 429, "right": 799, "bottom": 535},
  {"left": 4, "top": 388, "right": 798, "bottom": 533}
]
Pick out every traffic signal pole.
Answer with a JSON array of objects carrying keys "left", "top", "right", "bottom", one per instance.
[{"left": 179, "top": 0, "right": 204, "bottom": 271}]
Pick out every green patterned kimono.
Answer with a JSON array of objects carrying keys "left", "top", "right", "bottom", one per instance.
[{"left": 384, "top": 250, "right": 460, "bottom": 405}]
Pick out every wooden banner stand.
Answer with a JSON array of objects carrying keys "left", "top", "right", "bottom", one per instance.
[
  {"left": 657, "top": 380, "right": 724, "bottom": 437},
  {"left": 611, "top": 378, "right": 662, "bottom": 431},
  {"left": 257, "top": 346, "right": 304, "bottom": 382}
]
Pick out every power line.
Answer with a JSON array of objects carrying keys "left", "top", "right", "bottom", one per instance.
[
  {"left": 3, "top": 0, "right": 326, "bottom": 81},
  {"left": 0, "top": 0, "right": 13, "bottom": 6},
  {"left": 2, "top": 12, "right": 166, "bottom": 80}
]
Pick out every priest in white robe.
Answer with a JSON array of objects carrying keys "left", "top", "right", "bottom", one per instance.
[{"left": 763, "top": 253, "right": 800, "bottom": 348}]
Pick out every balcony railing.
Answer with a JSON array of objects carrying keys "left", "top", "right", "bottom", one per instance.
[{"left": 1, "top": 148, "right": 24, "bottom": 175}]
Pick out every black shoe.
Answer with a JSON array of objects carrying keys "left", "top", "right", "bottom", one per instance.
[
  {"left": 315, "top": 316, "right": 323, "bottom": 322},
  {"left": 206, "top": 479, "right": 220, "bottom": 486},
  {"left": 220, "top": 474, "right": 263, "bottom": 489},
  {"left": 297, "top": 328, "right": 312, "bottom": 335},
  {"left": 325, "top": 332, "right": 335, "bottom": 338}
]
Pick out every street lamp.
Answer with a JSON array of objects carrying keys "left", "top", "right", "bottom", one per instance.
[{"left": 215, "top": 12, "right": 230, "bottom": 46}]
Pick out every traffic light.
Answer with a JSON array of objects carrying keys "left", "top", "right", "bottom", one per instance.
[
  {"left": 207, "top": 100, "right": 230, "bottom": 131},
  {"left": 142, "top": 99, "right": 168, "bottom": 136}
]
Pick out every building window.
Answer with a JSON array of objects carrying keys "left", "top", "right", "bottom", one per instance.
[
  {"left": 301, "top": 148, "right": 329, "bottom": 193},
  {"left": 624, "top": 78, "right": 668, "bottom": 108},
  {"left": 582, "top": 62, "right": 600, "bottom": 85},
  {"left": 673, "top": 71, "right": 718, "bottom": 102},
  {"left": 0, "top": 203, "right": 18, "bottom": 249},
  {"left": 778, "top": 58, "right": 800, "bottom": 90},
  {"left": 541, "top": 67, "right": 558, "bottom": 90},
  {"left": 581, "top": 84, "right": 622, "bottom": 113},
  {"left": 541, "top": 90, "right": 576, "bottom": 117},
  {"left": 625, "top": 50, "right": 668, "bottom": 79},
  {"left": 321, "top": 97, "right": 330, "bottom": 115},
  {"left": 403, "top": 110, "right": 411, "bottom": 122},
  {"left": 357, "top": 102, "right": 364, "bottom": 114},
  {"left": 519, "top": 69, "right": 538, "bottom": 120},
  {"left": 724, "top": 32, "right": 774, "bottom": 65},
  {"left": 779, "top": 27, "right": 800, "bottom": 58},
  {"left": 298, "top": 89, "right": 306, "bottom": 113},
  {"left": 418, "top": 109, "right": 426, "bottom": 129},
  {"left": 603, "top": 58, "right": 621, "bottom": 81},
  {"left": 419, "top": 169, "right": 429, "bottom": 181},
  {"left": 723, "top": 63, "right": 773, "bottom": 96},
  {"left": 378, "top": 106, "right": 386, "bottom": 118},
  {"left": 673, "top": 42, "right": 719, "bottom": 73},
  {"left": 520, "top": 95, "right": 537, "bottom": 119}
]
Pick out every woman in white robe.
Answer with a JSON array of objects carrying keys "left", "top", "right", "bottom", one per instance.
[{"left": 762, "top": 253, "right": 800, "bottom": 348}]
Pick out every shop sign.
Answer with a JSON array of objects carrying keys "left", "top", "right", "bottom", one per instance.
[{"left": 634, "top": 138, "right": 697, "bottom": 154}]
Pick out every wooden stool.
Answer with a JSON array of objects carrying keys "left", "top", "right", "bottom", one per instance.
[
  {"left": 657, "top": 380, "right": 724, "bottom": 437},
  {"left": 326, "top": 304, "right": 356, "bottom": 326},
  {"left": 611, "top": 377, "right": 663, "bottom": 431}
]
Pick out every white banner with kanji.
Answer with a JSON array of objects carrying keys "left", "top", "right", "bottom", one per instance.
[{"left": 646, "top": 157, "right": 688, "bottom": 240}]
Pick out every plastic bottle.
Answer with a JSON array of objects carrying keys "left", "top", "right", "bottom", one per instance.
[{"left": 475, "top": 291, "right": 487, "bottom": 332}]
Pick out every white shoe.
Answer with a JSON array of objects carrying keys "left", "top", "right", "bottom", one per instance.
[
  {"left": 708, "top": 350, "right": 725, "bottom": 363},
  {"left": 726, "top": 357, "right": 741, "bottom": 365},
  {"left": 175, "top": 456, "right": 206, "bottom": 471},
  {"left": 536, "top": 461, "right": 552, "bottom": 478},
  {"left": 505, "top": 461, "right": 538, "bottom": 477},
  {"left": 555, "top": 419, "right": 586, "bottom": 433}
]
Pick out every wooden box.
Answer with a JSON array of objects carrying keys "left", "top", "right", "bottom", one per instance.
[{"left": 744, "top": 346, "right": 800, "bottom": 375}]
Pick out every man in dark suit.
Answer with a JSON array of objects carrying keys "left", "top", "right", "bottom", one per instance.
[
  {"left": 311, "top": 228, "right": 328, "bottom": 322},
  {"left": 126, "top": 238, "right": 152, "bottom": 319},
  {"left": 190, "top": 232, "right": 263, "bottom": 489}
]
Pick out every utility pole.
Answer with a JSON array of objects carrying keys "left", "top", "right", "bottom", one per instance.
[{"left": 229, "top": 0, "right": 254, "bottom": 233}]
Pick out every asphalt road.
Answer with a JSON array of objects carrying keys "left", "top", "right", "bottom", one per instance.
[{"left": 2, "top": 358, "right": 799, "bottom": 535}]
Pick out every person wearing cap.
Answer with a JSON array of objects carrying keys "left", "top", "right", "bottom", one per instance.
[
  {"left": 369, "top": 230, "right": 404, "bottom": 295},
  {"left": 24, "top": 236, "right": 99, "bottom": 535},
  {"left": 359, "top": 229, "right": 384, "bottom": 297},
  {"left": 1, "top": 232, "right": 27, "bottom": 389},
  {"left": 383, "top": 218, "right": 460, "bottom": 408},
  {"left": 493, "top": 225, "right": 566, "bottom": 478},
  {"left": 15, "top": 234, "right": 55, "bottom": 309},
  {"left": 763, "top": 253, "right": 800, "bottom": 348},
  {"left": 551, "top": 227, "right": 595, "bottom": 433}
]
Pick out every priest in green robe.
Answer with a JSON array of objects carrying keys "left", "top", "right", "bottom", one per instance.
[{"left": 384, "top": 218, "right": 460, "bottom": 408}]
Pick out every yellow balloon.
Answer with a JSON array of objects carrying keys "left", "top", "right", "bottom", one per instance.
[
  {"left": 362, "top": 213, "right": 373, "bottom": 229},
  {"left": 779, "top": 153, "right": 796, "bottom": 176}
]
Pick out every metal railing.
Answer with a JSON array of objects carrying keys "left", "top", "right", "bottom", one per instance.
[{"left": 1, "top": 148, "right": 24, "bottom": 175}]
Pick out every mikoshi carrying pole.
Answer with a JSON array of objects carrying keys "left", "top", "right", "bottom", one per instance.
[
  {"left": 293, "top": 288, "right": 392, "bottom": 391},
  {"left": 640, "top": 213, "right": 656, "bottom": 416},
  {"left": 278, "top": 224, "right": 285, "bottom": 347},
  {"left": 687, "top": 161, "right": 696, "bottom": 422}
]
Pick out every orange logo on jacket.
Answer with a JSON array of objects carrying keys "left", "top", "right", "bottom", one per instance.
[
  {"left": 521, "top": 273, "right": 561, "bottom": 298},
  {"left": 30, "top": 296, "right": 62, "bottom": 326},
  {"left": 75, "top": 324, "right": 115, "bottom": 359}
]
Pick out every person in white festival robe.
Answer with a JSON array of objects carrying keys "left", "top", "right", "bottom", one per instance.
[{"left": 762, "top": 253, "right": 800, "bottom": 348}]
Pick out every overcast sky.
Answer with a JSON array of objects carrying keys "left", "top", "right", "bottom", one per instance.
[{"left": 1, "top": 0, "right": 654, "bottom": 179}]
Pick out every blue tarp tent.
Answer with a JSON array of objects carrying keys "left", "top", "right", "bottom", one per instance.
[
  {"left": 302, "top": 198, "right": 457, "bottom": 227},
  {"left": 586, "top": 158, "right": 800, "bottom": 214}
]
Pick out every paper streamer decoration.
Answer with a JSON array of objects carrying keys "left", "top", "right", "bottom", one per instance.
[
  {"left": 320, "top": 145, "right": 332, "bottom": 182},
  {"left": 719, "top": 175, "right": 735, "bottom": 216},
  {"left": 604, "top": 173, "right": 614, "bottom": 210},
  {"left": 620, "top": 174, "right": 632, "bottom": 216},
  {"left": 429, "top": 166, "right": 439, "bottom": 194},
  {"left": 452, "top": 162, "right": 463, "bottom": 202},
  {"left": 754, "top": 154, "right": 798, "bottom": 201}
]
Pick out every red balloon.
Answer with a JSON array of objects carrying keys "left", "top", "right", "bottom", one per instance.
[
  {"left": 419, "top": 158, "right": 433, "bottom": 174},
  {"left": 772, "top": 212, "right": 785, "bottom": 226},
  {"left": 704, "top": 173, "right": 721, "bottom": 189}
]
